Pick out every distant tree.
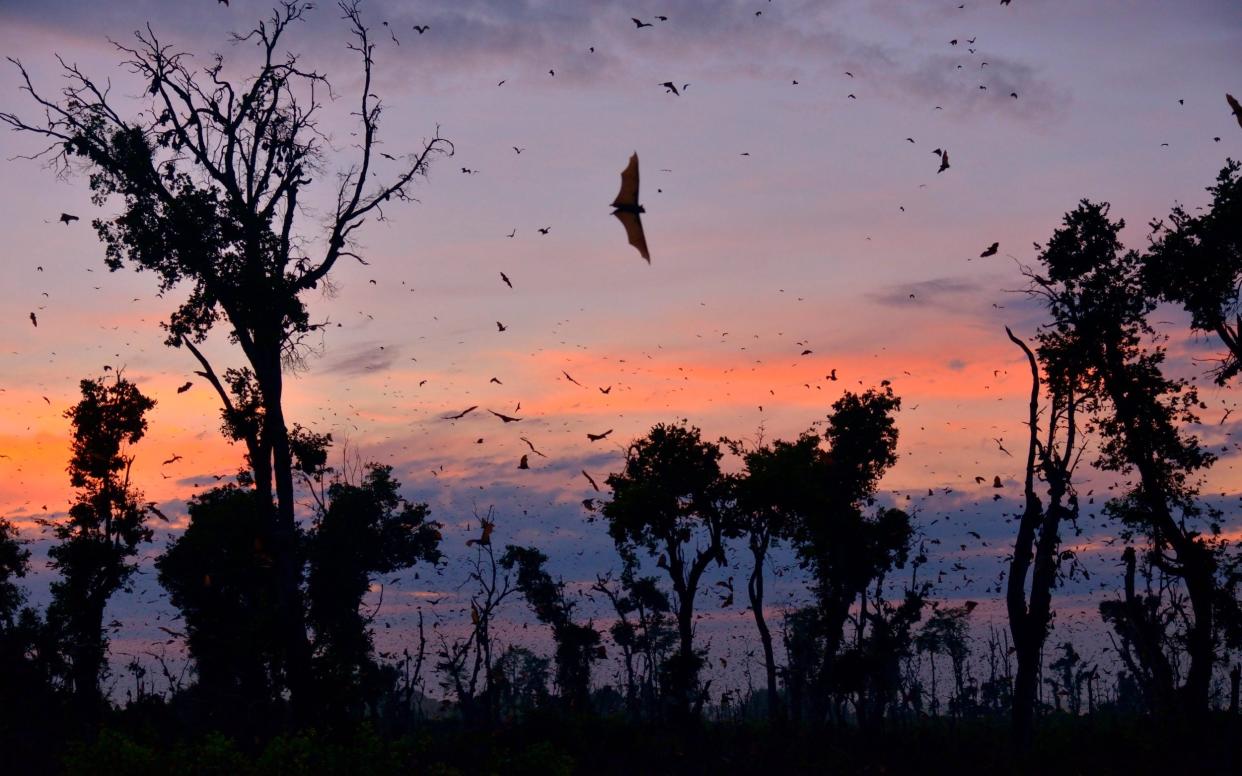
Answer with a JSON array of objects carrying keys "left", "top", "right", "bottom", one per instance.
[
  {"left": 835, "top": 584, "right": 928, "bottom": 727},
  {"left": 437, "top": 509, "right": 514, "bottom": 726},
  {"left": 156, "top": 486, "right": 282, "bottom": 733},
  {"left": 1028, "top": 200, "right": 1224, "bottom": 717},
  {"left": 0, "top": 1, "right": 452, "bottom": 718},
  {"left": 46, "top": 375, "right": 155, "bottom": 715},
  {"left": 492, "top": 646, "right": 551, "bottom": 720},
  {"left": 307, "top": 464, "right": 442, "bottom": 722},
  {"left": 593, "top": 564, "right": 677, "bottom": 719},
  {"left": 500, "top": 545, "right": 602, "bottom": 714},
  {"left": 1143, "top": 160, "right": 1242, "bottom": 383},
  {"left": 1003, "top": 325, "right": 1091, "bottom": 750},
  {"left": 916, "top": 603, "right": 976, "bottom": 717},
  {"left": 603, "top": 423, "right": 735, "bottom": 721}
]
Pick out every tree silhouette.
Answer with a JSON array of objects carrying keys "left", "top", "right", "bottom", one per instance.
[
  {"left": 46, "top": 375, "right": 155, "bottom": 716},
  {"left": 786, "top": 386, "right": 911, "bottom": 723},
  {"left": 0, "top": 1, "right": 452, "bottom": 719},
  {"left": 729, "top": 432, "right": 819, "bottom": 723},
  {"left": 437, "top": 512, "right": 514, "bottom": 727},
  {"left": 500, "top": 545, "right": 602, "bottom": 713},
  {"left": 593, "top": 563, "right": 676, "bottom": 719},
  {"left": 1143, "top": 160, "right": 1242, "bottom": 382},
  {"left": 917, "top": 603, "right": 976, "bottom": 717},
  {"left": 603, "top": 423, "right": 735, "bottom": 721},
  {"left": 1003, "top": 325, "right": 1090, "bottom": 749},
  {"left": 1027, "top": 200, "right": 1222, "bottom": 716},
  {"left": 306, "top": 464, "right": 443, "bottom": 722},
  {"left": 156, "top": 486, "right": 282, "bottom": 733}
]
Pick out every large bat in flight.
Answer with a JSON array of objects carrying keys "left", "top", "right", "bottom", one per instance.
[{"left": 611, "top": 152, "right": 650, "bottom": 263}]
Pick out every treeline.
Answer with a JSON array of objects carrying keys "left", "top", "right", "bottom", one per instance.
[{"left": 8, "top": 153, "right": 1242, "bottom": 750}]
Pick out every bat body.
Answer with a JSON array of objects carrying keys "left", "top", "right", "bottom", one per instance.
[{"left": 611, "top": 153, "right": 650, "bottom": 262}]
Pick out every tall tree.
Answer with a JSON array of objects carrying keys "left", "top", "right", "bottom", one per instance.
[
  {"left": 500, "top": 545, "right": 602, "bottom": 714},
  {"left": 1029, "top": 200, "right": 1222, "bottom": 716},
  {"left": 787, "top": 386, "right": 911, "bottom": 723},
  {"left": 0, "top": 1, "right": 452, "bottom": 717},
  {"left": 603, "top": 423, "right": 735, "bottom": 721},
  {"left": 46, "top": 375, "right": 155, "bottom": 714},
  {"left": 1003, "top": 325, "right": 1090, "bottom": 749}
]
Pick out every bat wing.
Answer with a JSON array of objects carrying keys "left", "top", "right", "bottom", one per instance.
[
  {"left": 1229, "top": 93, "right": 1242, "bottom": 128},
  {"left": 612, "top": 153, "right": 640, "bottom": 208},
  {"left": 613, "top": 210, "right": 650, "bottom": 262}
]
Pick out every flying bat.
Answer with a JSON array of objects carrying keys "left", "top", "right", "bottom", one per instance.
[
  {"left": 1229, "top": 93, "right": 1242, "bottom": 130},
  {"left": 176, "top": 381, "right": 193, "bottom": 394},
  {"left": 488, "top": 409, "right": 522, "bottom": 423},
  {"left": 519, "top": 437, "right": 547, "bottom": 457},
  {"left": 443, "top": 406, "right": 478, "bottom": 420},
  {"left": 582, "top": 470, "right": 600, "bottom": 491},
  {"left": 934, "top": 148, "right": 950, "bottom": 173},
  {"left": 979, "top": 242, "right": 999, "bottom": 258},
  {"left": 660, "top": 81, "right": 680, "bottom": 95},
  {"left": 587, "top": 429, "right": 613, "bottom": 442},
  {"left": 59, "top": 213, "right": 79, "bottom": 225},
  {"left": 611, "top": 153, "right": 650, "bottom": 262}
]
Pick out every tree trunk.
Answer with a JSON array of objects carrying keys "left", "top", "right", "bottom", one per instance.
[
  {"left": 748, "top": 534, "right": 780, "bottom": 724},
  {"left": 256, "top": 346, "right": 314, "bottom": 724}
]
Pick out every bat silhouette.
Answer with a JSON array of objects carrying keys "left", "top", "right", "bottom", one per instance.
[
  {"left": 632, "top": 17, "right": 652, "bottom": 28},
  {"left": 517, "top": 454, "right": 530, "bottom": 470},
  {"left": 1229, "top": 93, "right": 1242, "bottom": 130},
  {"left": 611, "top": 153, "right": 650, "bottom": 262},
  {"left": 443, "top": 406, "right": 478, "bottom": 420},
  {"left": 562, "top": 370, "right": 582, "bottom": 386},
  {"left": 29, "top": 312, "right": 37, "bottom": 327},
  {"left": 176, "top": 381, "right": 193, "bottom": 393},
  {"left": 500, "top": 272, "right": 512, "bottom": 288},
  {"left": 934, "top": 148, "right": 950, "bottom": 173},
  {"left": 519, "top": 436, "right": 547, "bottom": 457},
  {"left": 59, "top": 213, "right": 79, "bottom": 225},
  {"left": 660, "top": 82, "right": 680, "bottom": 95},
  {"left": 587, "top": 429, "right": 613, "bottom": 442},
  {"left": 413, "top": 24, "right": 429, "bottom": 34},
  {"left": 488, "top": 409, "right": 522, "bottom": 423},
  {"left": 979, "top": 242, "right": 999, "bottom": 257},
  {"left": 582, "top": 470, "right": 600, "bottom": 491},
  {"left": 496, "top": 321, "right": 507, "bottom": 332}
]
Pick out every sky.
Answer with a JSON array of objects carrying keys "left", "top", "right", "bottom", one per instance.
[{"left": 1, "top": 0, "right": 1242, "bottom": 700}]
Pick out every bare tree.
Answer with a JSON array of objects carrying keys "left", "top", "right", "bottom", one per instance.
[{"left": 1, "top": 1, "right": 452, "bottom": 719}]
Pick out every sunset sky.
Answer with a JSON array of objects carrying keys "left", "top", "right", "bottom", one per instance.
[{"left": 1, "top": 0, "right": 1241, "bottom": 694}]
